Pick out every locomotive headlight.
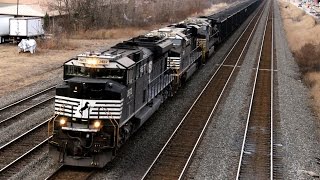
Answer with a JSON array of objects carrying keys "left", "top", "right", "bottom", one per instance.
[
  {"left": 86, "top": 58, "right": 98, "bottom": 65},
  {"left": 59, "top": 118, "right": 67, "bottom": 126},
  {"left": 93, "top": 120, "right": 102, "bottom": 129}
]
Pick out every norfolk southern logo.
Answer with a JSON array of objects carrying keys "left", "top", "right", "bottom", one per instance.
[{"left": 79, "top": 102, "right": 90, "bottom": 115}]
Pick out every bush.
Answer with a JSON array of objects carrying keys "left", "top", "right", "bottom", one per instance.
[{"left": 294, "top": 43, "right": 320, "bottom": 74}]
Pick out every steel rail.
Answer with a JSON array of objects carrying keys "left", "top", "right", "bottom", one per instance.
[
  {"left": 0, "top": 117, "right": 52, "bottom": 150},
  {"left": 141, "top": 3, "right": 265, "bottom": 179},
  {"left": 270, "top": 2, "right": 274, "bottom": 179},
  {"left": 0, "top": 85, "right": 56, "bottom": 112},
  {"left": 236, "top": 2, "right": 272, "bottom": 179},
  {"left": 0, "top": 137, "right": 51, "bottom": 173},
  {"left": 0, "top": 97, "right": 54, "bottom": 126}
]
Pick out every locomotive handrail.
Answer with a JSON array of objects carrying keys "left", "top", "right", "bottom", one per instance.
[
  {"left": 49, "top": 104, "right": 66, "bottom": 137},
  {"left": 100, "top": 107, "right": 119, "bottom": 148}
]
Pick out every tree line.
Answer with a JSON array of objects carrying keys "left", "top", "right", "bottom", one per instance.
[{"left": 47, "top": 0, "right": 212, "bottom": 32}]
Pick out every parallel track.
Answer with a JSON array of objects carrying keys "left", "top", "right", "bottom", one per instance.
[
  {"left": 142, "top": 3, "right": 266, "bottom": 179},
  {"left": 0, "top": 86, "right": 55, "bottom": 129},
  {"left": 0, "top": 118, "right": 52, "bottom": 178},
  {"left": 236, "top": 0, "right": 274, "bottom": 179}
]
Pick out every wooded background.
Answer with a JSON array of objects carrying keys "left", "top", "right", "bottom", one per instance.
[{"left": 47, "top": 0, "right": 237, "bottom": 32}]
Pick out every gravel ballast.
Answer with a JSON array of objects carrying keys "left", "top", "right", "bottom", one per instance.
[
  {"left": 4, "top": 0, "right": 320, "bottom": 179},
  {"left": 185, "top": 0, "right": 271, "bottom": 178},
  {"left": 187, "top": 0, "right": 320, "bottom": 179},
  {"left": 273, "top": 0, "right": 320, "bottom": 178},
  {"left": 7, "top": 2, "right": 269, "bottom": 180}
]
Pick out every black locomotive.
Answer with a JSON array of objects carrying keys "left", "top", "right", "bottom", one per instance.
[{"left": 49, "top": 0, "right": 261, "bottom": 167}]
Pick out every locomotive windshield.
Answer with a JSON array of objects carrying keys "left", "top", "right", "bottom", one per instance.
[{"left": 64, "top": 65, "right": 125, "bottom": 82}]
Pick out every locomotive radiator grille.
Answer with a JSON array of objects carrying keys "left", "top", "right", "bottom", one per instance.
[{"left": 167, "top": 57, "right": 181, "bottom": 69}]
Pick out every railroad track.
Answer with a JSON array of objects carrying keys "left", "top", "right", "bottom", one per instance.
[
  {"left": 0, "top": 86, "right": 55, "bottom": 129},
  {"left": 45, "top": 165, "right": 95, "bottom": 180},
  {"left": 141, "top": 2, "right": 267, "bottom": 179},
  {"left": 0, "top": 118, "right": 53, "bottom": 178},
  {"left": 236, "top": 0, "right": 274, "bottom": 179}
]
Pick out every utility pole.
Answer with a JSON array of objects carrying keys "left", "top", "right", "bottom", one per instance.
[{"left": 17, "top": 0, "right": 19, "bottom": 16}]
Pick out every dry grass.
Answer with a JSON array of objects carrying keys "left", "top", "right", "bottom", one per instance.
[
  {"left": 37, "top": 27, "right": 157, "bottom": 50},
  {"left": 70, "top": 27, "right": 157, "bottom": 40},
  {"left": 278, "top": 0, "right": 320, "bottom": 117},
  {"left": 304, "top": 72, "right": 320, "bottom": 115},
  {"left": 279, "top": 0, "right": 320, "bottom": 51},
  {"left": 37, "top": 37, "right": 78, "bottom": 50},
  {"left": 293, "top": 43, "right": 320, "bottom": 74}
]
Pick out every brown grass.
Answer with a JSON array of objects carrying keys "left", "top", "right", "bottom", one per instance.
[
  {"left": 70, "top": 27, "right": 156, "bottom": 40},
  {"left": 304, "top": 72, "right": 320, "bottom": 115},
  {"left": 279, "top": 0, "right": 320, "bottom": 51},
  {"left": 278, "top": 0, "right": 320, "bottom": 117},
  {"left": 37, "top": 35, "right": 78, "bottom": 50},
  {"left": 36, "top": 27, "right": 157, "bottom": 51},
  {"left": 293, "top": 43, "right": 320, "bottom": 74},
  {"left": 37, "top": 27, "right": 158, "bottom": 50}
]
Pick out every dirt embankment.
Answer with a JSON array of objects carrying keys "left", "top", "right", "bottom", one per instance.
[{"left": 278, "top": 0, "right": 320, "bottom": 115}]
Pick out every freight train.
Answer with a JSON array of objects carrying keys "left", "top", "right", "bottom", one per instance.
[{"left": 49, "top": 0, "right": 261, "bottom": 167}]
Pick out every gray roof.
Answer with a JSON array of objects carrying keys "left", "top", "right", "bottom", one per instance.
[
  {"left": 0, "top": 3, "right": 44, "bottom": 17},
  {"left": 117, "top": 57, "right": 135, "bottom": 69}
]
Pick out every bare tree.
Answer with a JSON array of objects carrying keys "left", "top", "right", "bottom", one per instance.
[{"left": 49, "top": 0, "right": 213, "bottom": 33}]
